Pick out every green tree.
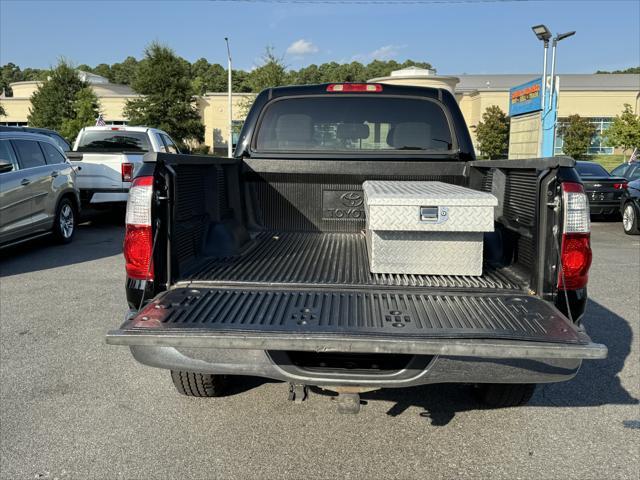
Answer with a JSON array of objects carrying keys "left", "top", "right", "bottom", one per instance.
[
  {"left": 603, "top": 104, "right": 640, "bottom": 157},
  {"left": 0, "top": 103, "right": 5, "bottom": 117},
  {"left": 596, "top": 66, "right": 640, "bottom": 74},
  {"left": 190, "top": 58, "right": 227, "bottom": 94},
  {"left": 59, "top": 87, "right": 100, "bottom": 143},
  {"left": 559, "top": 115, "right": 596, "bottom": 159},
  {"left": 232, "top": 69, "right": 252, "bottom": 92},
  {"left": 93, "top": 63, "right": 113, "bottom": 81},
  {"left": 28, "top": 60, "right": 87, "bottom": 131},
  {"left": 111, "top": 56, "right": 138, "bottom": 84},
  {"left": 248, "top": 47, "right": 288, "bottom": 92},
  {"left": 124, "top": 43, "right": 204, "bottom": 148},
  {"left": 472, "top": 106, "right": 510, "bottom": 159},
  {"left": 288, "top": 64, "right": 322, "bottom": 85},
  {"left": 1, "top": 63, "right": 22, "bottom": 96}
]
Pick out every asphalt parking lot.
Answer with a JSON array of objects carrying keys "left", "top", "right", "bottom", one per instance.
[{"left": 0, "top": 220, "right": 638, "bottom": 480}]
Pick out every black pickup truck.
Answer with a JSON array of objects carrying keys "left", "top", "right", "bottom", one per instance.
[{"left": 107, "top": 83, "right": 606, "bottom": 413}]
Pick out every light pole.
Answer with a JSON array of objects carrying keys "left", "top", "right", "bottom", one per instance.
[
  {"left": 225, "top": 37, "right": 233, "bottom": 158},
  {"left": 548, "top": 31, "right": 576, "bottom": 109},
  {"left": 531, "top": 25, "right": 551, "bottom": 111},
  {"left": 531, "top": 25, "right": 575, "bottom": 157}
]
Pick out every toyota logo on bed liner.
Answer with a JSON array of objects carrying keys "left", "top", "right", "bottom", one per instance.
[
  {"left": 323, "top": 190, "right": 366, "bottom": 220},
  {"left": 340, "top": 192, "right": 364, "bottom": 207}
]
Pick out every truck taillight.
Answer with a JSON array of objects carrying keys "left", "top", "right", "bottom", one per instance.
[
  {"left": 613, "top": 182, "right": 628, "bottom": 190},
  {"left": 558, "top": 182, "right": 592, "bottom": 290},
  {"left": 124, "top": 176, "right": 154, "bottom": 280},
  {"left": 121, "top": 163, "right": 133, "bottom": 182}
]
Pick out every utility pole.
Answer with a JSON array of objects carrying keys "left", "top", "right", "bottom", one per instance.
[{"left": 225, "top": 37, "right": 233, "bottom": 158}]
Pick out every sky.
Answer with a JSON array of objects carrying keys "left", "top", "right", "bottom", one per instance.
[{"left": 1, "top": 0, "right": 639, "bottom": 75}]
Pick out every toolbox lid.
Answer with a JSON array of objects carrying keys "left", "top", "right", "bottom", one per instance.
[{"left": 363, "top": 181, "right": 498, "bottom": 207}]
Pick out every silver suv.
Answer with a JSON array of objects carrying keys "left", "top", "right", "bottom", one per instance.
[{"left": 0, "top": 131, "right": 80, "bottom": 247}]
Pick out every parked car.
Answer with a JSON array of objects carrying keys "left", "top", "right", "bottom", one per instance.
[
  {"left": 611, "top": 161, "right": 640, "bottom": 181},
  {"left": 574, "top": 161, "right": 627, "bottom": 219},
  {"left": 619, "top": 167, "right": 640, "bottom": 234},
  {"left": 0, "top": 126, "right": 71, "bottom": 152},
  {"left": 68, "top": 126, "right": 179, "bottom": 209},
  {"left": 107, "top": 83, "right": 606, "bottom": 413},
  {"left": 0, "top": 131, "right": 80, "bottom": 247}
]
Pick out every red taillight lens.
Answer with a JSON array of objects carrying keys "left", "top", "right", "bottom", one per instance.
[
  {"left": 124, "top": 176, "right": 154, "bottom": 280},
  {"left": 124, "top": 224, "right": 154, "bottom": 280},
  {"left": 326, "top": 83, "right": 383, "bottom": 93},
  {"left": 613, "top": 183, "right": 628, "bottom": 190},
  {"left": 557, "top": 182, "right": 592, "bottom": 290},
  {"left": 558, "top": 233, "right": 592, "bottom": 289},
  {"left": 121, "top": 163, "right": 133, "bottom": 182}
]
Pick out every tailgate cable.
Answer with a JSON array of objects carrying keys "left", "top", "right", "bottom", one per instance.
[{"left": 138, "top": 217, "right": 161, "bottom": 311}]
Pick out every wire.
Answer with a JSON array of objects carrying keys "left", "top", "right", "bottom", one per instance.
[{"left": 208, "top": 0, "right": 630, "bottom": 3}]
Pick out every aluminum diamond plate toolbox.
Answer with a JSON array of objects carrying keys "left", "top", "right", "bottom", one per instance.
[{"left": 363, "top": 181, "right": 498, "bottom": 276}]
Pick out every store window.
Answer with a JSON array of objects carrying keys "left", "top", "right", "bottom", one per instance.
[
  {"left": 555, "top": 117, "right": 614, "bottom": 156},
  {"left": 0, "top": 122, "right": 28, "bottom": 127}
]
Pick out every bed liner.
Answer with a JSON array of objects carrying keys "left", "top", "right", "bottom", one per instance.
[{"left": 184, "top": 231, "right": 524, "bottom": 292}]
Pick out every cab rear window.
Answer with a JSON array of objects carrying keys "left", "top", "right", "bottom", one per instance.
[
  {"left": 255, "top": 96, "right": 453, "bottom": 153},
  {"left": 76, "top": 131, "right": 150, "bottom": 152}
]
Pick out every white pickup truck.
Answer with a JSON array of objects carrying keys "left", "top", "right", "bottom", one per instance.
[{"left": 68, "top": 126, "right": 180, "bottom": 208}]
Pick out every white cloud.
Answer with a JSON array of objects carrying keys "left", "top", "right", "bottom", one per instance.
[
  {"left": 286, "top": 39, "right": 319, "bottom": 56},
  {"left": 352, "top": 44, "right": 407, "bottom": 62}
]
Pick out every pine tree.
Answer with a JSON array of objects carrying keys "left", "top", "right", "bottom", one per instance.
[{"left": 124, "top": 43, "right": 204, "bottom": 148}]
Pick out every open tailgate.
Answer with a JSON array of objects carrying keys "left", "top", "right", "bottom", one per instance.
[{"left": 107, "top": 287, "right": 606, "bottom": 360}]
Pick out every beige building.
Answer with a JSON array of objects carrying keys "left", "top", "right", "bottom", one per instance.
[
  {"left": 2, "top": 68, "right": 639, "bottom": 156},
  {"left": 371, "top": 67, "right": 640, "bottom": 156},
  {"left": 197, "top": 92, "right": 254, "bottom": 154}
]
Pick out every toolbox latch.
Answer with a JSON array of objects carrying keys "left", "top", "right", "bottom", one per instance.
[{"left": 420, "top": 206, "right": 448, "bottom": 224}]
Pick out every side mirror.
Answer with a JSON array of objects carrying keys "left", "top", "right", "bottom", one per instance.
[{"left": 0, "top": 160, "right": 14, "bottom": 174}]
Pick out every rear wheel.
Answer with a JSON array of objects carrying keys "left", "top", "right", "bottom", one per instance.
[
  {"left": 474, "top": 383, "right": 536, "bottom": 408},
  {"left": 52, "top": 198, "right": 76, "bottom": 244},
  {"left": 622, "top": 203, "right": 639, "bottom": 235},
  {"left": 171, "top": 371, "right": 227, "bottom": 397}
]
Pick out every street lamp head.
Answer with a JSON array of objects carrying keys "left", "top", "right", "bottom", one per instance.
[
  {"left": 532, "top": 24, "right": 552, "bottom": 42},
  {"left": 555, "top": 31, "right": 576, "bottom": 42}
]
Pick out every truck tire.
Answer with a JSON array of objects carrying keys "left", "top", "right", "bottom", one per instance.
[
  {"left": 171, "top": 371, "right": 227, "bottom": 397},
  {"left": 622, "top": 202, "right": 639, "bottom": 235},
  {"left": 475, "top": 383, "right": 536, "bottom": 408},
  {"left": 52, "top": 198, "right": 76, "bottom": 244}
]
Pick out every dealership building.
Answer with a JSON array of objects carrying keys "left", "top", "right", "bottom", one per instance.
[{"left": 1, "top": 68, "right": 638, "bottom": 155}]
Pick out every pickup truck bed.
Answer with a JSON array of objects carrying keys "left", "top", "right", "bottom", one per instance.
[{"left": 108, "top": 156, "right": 605, "bottom": 362}]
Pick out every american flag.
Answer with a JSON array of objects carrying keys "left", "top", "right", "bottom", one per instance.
[
  {"left": 95, "top": 114, "right": 106, "bottom": 127},
  {"left": 629, "top": 147, "right": 638, "bottom": 164}
]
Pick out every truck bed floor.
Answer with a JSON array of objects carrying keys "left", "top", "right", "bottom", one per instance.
[{"left": 185, "top": 231, "right": 524, "bottom": 292}]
